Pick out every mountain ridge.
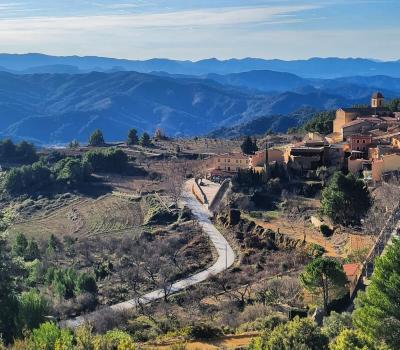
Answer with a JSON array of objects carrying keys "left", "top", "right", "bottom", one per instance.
[
  {"left": 0, "top": 70, "right": 371, "bottom": 144},
  {"left": 1, "top": 54, "right": 400, "bottom": 78}
]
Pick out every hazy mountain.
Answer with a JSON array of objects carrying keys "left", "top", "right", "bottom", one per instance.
[
  {"left": 0, "top": 71, "right": 369, "bottom": 145},
  {"left": 155, "top": 70, "right": 400, "bottom": 100},
  {"left": 0, "top": 54, "right": 400, "bottom": 78},
  {"left": 208, "top": 108, "right": 316, "bottom": 138},
  {"left": 205, "top": 70, "right": 308, "bottom": 93}
]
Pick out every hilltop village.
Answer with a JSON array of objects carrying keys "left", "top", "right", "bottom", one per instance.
[
  {"left": 206, "top": 92, "right": 400, "bottom": 183},
  {"left": 1, "top": 92, "right": 400, "bottom": 349}
]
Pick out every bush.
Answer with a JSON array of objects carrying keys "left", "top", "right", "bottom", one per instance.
[
  {"left": 0, "top": 139, "right": 38, "bottom": 164},
  {"left": 308, "top": 243, "right": 326, "bottom": 258},
  {"left": 84, "top": 148, "right": 128, "bottom": 173},
  {"left": 76, "top": 272, "right": 98, "bottom": 294},
  {"left": 46, "top": 267, "right": 97, "bottom": 300},
  {"left": 321, "top": 311, "right": 352, "bottom": 340},
  {"left": 29, "top": 322, "right": 63, "bottom": 350},
  {"left": 127, "top": 316, "right": 161, "bottom": 342},
  {"left": 320, "top": 224, "right": 333, "bottom": 237},
  {"left": 188, "top": 322, "right": 223, "bottom": 340},
  {"left": 17, "top": 290, "right": 48, "bottom": 333},
  {"left": 3, "top": 162, "right": 52, "bottom": 195},
  {"left": 54, "top": 157, "right": 90, "bottom": 186}
]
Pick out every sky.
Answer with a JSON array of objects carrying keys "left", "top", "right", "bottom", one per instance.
[{"left": 0, "top": 0, "right": 398, "bottom": 61}]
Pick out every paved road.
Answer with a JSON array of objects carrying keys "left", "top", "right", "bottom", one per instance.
[{"left": 61, "top": 179, "right": 235, "bottom": 328}]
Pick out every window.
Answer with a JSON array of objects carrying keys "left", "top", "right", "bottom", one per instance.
[
  {"left": 363, "top": 140, "right": 366, "bottom": 144},
  {"left": 228, "top": 159, "right": 230, "bottom": 163},
  {"left": 218, "top": 159, "right": 220, "bottom": 162},
  {"left": 357, "top": 140, "right": 360, "bottom": 143},
  {"left": 236, "top": 160, "right": 238, "bottom": 163},
  {"left": 356, "top": 146, "right": 360, "bottom": 150}
]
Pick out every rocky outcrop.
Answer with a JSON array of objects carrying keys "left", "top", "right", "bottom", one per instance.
[{"left": 217, "top": 209, "right": 306, "bottom": 251}]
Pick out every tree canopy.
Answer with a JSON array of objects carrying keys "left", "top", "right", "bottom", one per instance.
[
  {"left": 88, "top": 129, "right": 105, "bottom": 147},
  {"left": 330, "top": 329, "right": 389, "bottom": 350},
  {"left": 139, "top": 132, "right": 152, "bottom": 147},
  {"left": 301, "top": 111, "right": 336, "bottom": 135},
  {"left": 249, "top": 316, "right": 329, "bottom": 350},
  {"left": 0, "top": 237, "right": 21, "bottom": 343},
  {"left": 321, "top": 172, "right": 371, "bottom": 226},
  {"left": 127, "top": 128, "right": 138, "bottom": 145},
  {"left": 353, "top": 238, "right": 400, "bottom": 349},
  {"left": 300, "top": 257, "right": 347, "bottom": 313},
  {"left": 241, "top": 136, "right": 258, "bottom": 155},
  {"left": 0, "top": 139, "right": 38, "bottom": 164}
]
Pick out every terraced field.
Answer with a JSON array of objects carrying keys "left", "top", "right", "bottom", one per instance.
[{"left": 7, "top": 194, "right": 144, "bottom": 240}]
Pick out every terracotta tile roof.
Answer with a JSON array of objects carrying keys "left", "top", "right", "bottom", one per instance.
[
  {"left": 343, "top": 263, "right": 361, "bottom": 278},
  {"left": 342, "top": 119, "right": 373, "bottom": 128},
  {"left": 215, "top": 153, "right": 249, "bottom": 159}
]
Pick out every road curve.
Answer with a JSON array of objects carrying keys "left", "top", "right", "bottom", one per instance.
[{"left": 61, "top": 179, "right": 235, "bottom": 328}]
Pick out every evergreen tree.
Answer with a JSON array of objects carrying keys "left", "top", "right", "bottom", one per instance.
[
  {"left": 127, "top": 128, "right": 138, "bottom": 145},
  {"left": 17, "top": 290, "right": 48, "bottom": 333},
  {"left": 353, "top": 238, "right": 400, "bottom": 349},
  {"left": 0, "top": 237, "right": 21, "bottom": 343},
  {"left": 300, "top": 257, "right": 347, "bottom": 313},
  {"left": 330, "top": 329, "right": 389, "bottom": 350},
  {"left": 241, "top": 136, "right": 258, "bottom": 155},
  {"left": 139, "top": 132, "right": 152, "bottom": 147},
  {"left": 25, "top": 239, "right": 40, "bottom": 261},
  {"left": 68, "top": 139, "right": 80, "bottom": 149},
  {"left": 321, "top": 172, "right": 371, "bottom": 226},
  {"left": 88, "top": 129, "right": 105, "bottom": 146},
  {"left": 12, "top": 232, "right": 28, "bottom": 257}
]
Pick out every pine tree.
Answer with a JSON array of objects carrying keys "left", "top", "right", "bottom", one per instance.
[
  {"left": 88, "top": 129, "right": 105, "bottom": 147},
  {"left": 139, "top": 132, "right": 151, "bottom": 147},
  {"left": 127, "top": 129, "right": 138, "bottom": 145},
  {"left": 353, "top": 238, "right": 400, "bottom": 349}
]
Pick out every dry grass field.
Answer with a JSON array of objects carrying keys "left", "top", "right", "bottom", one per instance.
[{"left": 7, "top": 194, "right": 144, "bottom": 241}]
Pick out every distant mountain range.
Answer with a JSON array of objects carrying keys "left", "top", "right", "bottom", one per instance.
[
  {"left": 0, "top": 54, "right": 399, "bottom": 144},
  {"left": 0, "top": 54, "right": 400, "bottom": 78},
  {"left": 0, "top": 69, "right": 388, "bottom": 145}
]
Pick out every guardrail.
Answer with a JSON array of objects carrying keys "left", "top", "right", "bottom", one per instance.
[{"left": 194, "top": 178, "right": 208, "bottom": 204}]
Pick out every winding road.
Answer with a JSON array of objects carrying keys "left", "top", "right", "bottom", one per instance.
[{"left": 62, "top": 179, "right": 235, "bottom": 328}]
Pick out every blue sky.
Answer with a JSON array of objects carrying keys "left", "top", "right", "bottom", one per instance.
[{"left": 0, "top": 0, "right": 398, "bottom": 60}]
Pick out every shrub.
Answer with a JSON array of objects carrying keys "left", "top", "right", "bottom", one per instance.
[
  {"left": 17, "top": 290, "right": 48, "bottom": 333},
  {"left": 84, "top": 148, "right": 128, "bottom": 173},
  {"left": 127, "top": 316, "right": 161, "bottom": 342},
  {"left": 307, "top": 243, "right": 326, "bottom": 258},
  {"left": 3, "top": 162, "right": 52, "bottom": 195},
  {"left": 187, "top": 322, "right": 223, "bottom": 340},
  {"left": 321, "top": 311, "right": 352, "bottom": 340},
  {"left": 46, "top": 267, "right": 97, "bottom": 300},
  {"left": 0, "top": 139, "right": 38, "bottom": 164},
  {"left": 12, "top": 233, "right": 28, "bottom": 257},
  {"left": 29, "top": 322, "right": 63, "bottom": 350},
  {"left": 76, "top": 273, "right": 98, "bottom": 295}
]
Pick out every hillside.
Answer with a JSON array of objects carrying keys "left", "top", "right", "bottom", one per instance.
[
  {"left": 1, "top": 54, "right": 400, "bottom": 78},
  {"left": 0, "top": 71, "right": 369, "bottom": 144}
]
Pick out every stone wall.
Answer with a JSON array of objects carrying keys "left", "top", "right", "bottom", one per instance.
[{"left": 216, "top": 209, "right": 307, "bottom": 251}]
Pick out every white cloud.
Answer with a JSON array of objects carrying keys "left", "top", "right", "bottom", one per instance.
[
  {"left": 0, "top": 3, "right": 397, "bottom": 60},
  {"left": 0, "top": 4, "right": 319, "bottom": 30}
]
